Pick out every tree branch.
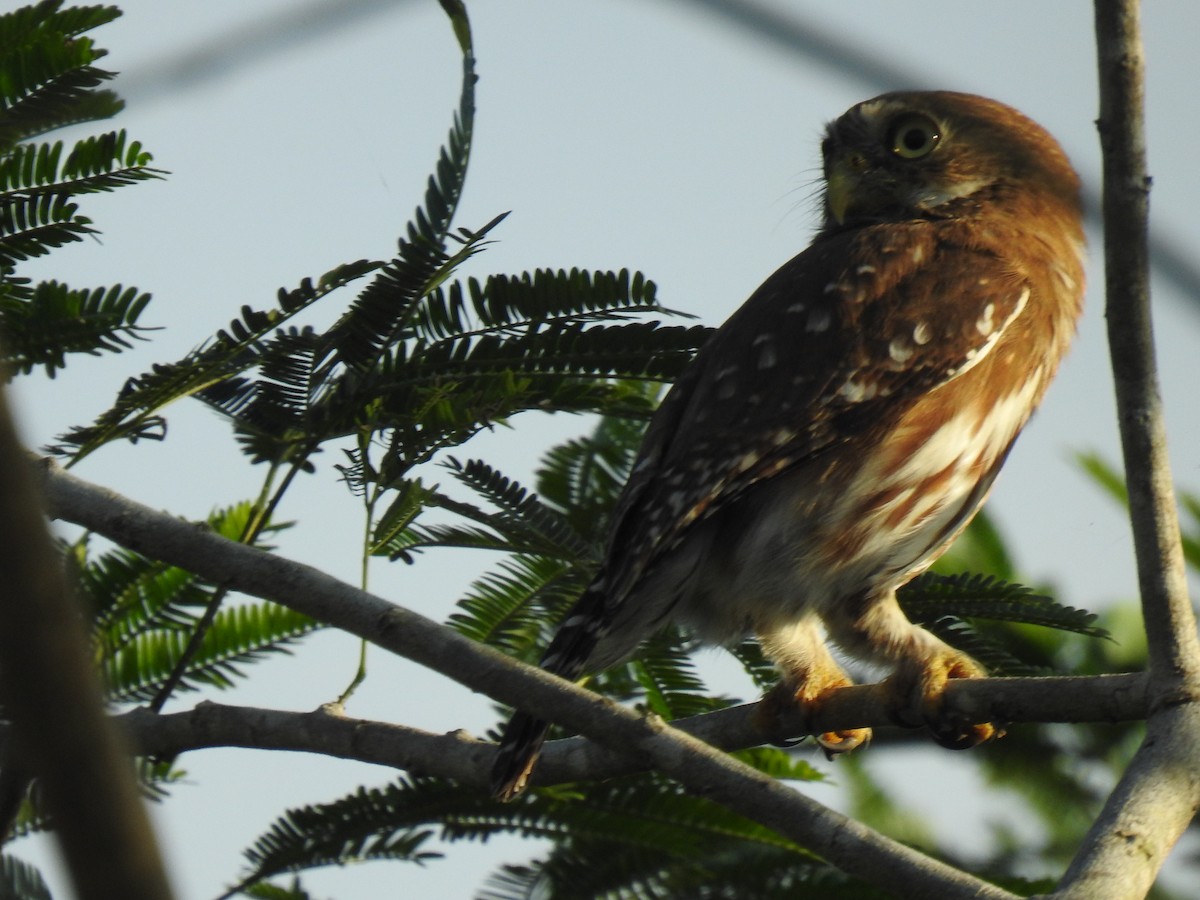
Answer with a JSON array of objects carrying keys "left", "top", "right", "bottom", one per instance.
[
  {"left": 1093, "top": 3, "right": 1199, "bottom": 691},
  {"left": 41, "top": 460, "right": 1029, "bottom": 898},
  {"left": 1051, "top": 4, "right": 1200, "bottom": 898},
  {"left": 104, "top": 672, "right": 1148, "bottom": 791},
  {"left": 0, "top": 396, "right": 175, "bottom": 899}
]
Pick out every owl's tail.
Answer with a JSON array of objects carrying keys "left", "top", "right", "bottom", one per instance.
[
  {"left": 490, "top": 583, "right": 611, "bottom": 801},
  {"left": 490, "top": 710, "right": 552, "bottom": 802}
]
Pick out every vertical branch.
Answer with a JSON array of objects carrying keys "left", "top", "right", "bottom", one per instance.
[
  {"left": 1093, "top": 1, "right": 1197, "bottom": 684},
  {"left": 1053, "top": 3, "right": 1200, "bottom": 897},
  {"left": 0, "top": 386, "right": 175, "bottom": 900}
]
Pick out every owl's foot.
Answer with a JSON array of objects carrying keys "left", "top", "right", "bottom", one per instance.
[
  {"left": 756, "top": 674, "right": 871, "bottom": 757},
  {"left": 887, "top": 650, "right": 1001, "bottom": 749}
]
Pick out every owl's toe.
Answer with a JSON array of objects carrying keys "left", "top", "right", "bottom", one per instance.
[
  {"left": 814, "top": 726, "right": 871, "bottom": 758},
  {"left": 755, "top": 673, "right": 871, "bottom": 755},
  {"left": 888, "top": 650, "right": 1002, "bottom": 749}
]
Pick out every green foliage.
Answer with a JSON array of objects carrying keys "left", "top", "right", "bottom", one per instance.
[
  {"left": 51, "top": 257, "right": 381, "bottom": 460},
  {"left": 105, "top": 598, "right": 322, "bottom": 703},
  {"left": 243, "top": 879, "right": 327, "bottom": 900},
  {"left": 899, "top": 571, "right": 1109, "bottom": 676},
  {"left": 0, "top": 1, "right": 163, "bottom": 378},
  {"left": 471, "top": 777, "right": 871, "bottom": 900},
  {"left": 232, "top": 779, "right": 445, "bottom": 894},
  {"left": 233, "top": 773, "right": 866, "bottom": 900},
  {"left": 2, "top": 280, "right": 153, "bottom": 376},
  {"left": 50, "top": 26, "right": 706, "bottom": 477},
  {"left": 0, "top": 854, "right": 51, "bottom": 900},
  {"left": 71, "top": 502, "right": 320, "bottom": 703},
  {"left": 0, "top": 1, "right": 123, "bottom": 147}
]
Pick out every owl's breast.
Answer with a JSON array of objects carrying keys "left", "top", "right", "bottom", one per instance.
[{"left": 671, "top": 352, "right": 1047, "bottom": 643}]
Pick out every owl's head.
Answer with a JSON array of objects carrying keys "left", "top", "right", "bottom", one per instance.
[{"left": 820, "top": 91, "right": 1081, "bottom": 229}]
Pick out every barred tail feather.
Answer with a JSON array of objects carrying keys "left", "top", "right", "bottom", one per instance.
[
  {"left": 490, "top": 583, "right": 611, "bottom": 801},
  {"left": 491, "top": 711, "right": 551, "bottom": 801}
]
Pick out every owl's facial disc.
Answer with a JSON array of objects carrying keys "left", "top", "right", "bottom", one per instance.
[{"left": 823, "top": 102, "right": 989, "bottom": 226}]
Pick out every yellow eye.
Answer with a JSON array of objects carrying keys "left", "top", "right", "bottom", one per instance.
[{"left": 887, "top": 113, "right": 941, "bottom": 159}]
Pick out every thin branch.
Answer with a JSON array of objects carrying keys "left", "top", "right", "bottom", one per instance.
[
  {"left": 102, "top": 674, "right": 1148, "bottom": 791},
  {"left": 0, "top": 395, "right": 174, "bottom": 900},
  {"left": 1052, "top": 4, "right": 1200, "bottom": 898},
  {"left": 1093, "top": 3, "right": 1198, "bottom": 689},
  {"left": 41, "top": 459, "right": 1018, "bottom": 899}
]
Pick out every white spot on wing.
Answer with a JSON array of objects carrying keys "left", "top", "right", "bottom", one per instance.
[
  {"left": 889, "top": 337, "right": 914, "bottom": 364},
  {"left": 735, "top": 449, "right": 762, "bottom": 472},
  {"left": 950, "top": 287, "right": 1030, "bottom": 380},
  {"left": 912, "top": 322, "right": 932, "bottom": 345},
  {"left": 630, "top": 456, "right": 655, "bottom": 476},
  {"left": 976, "top": 302, "right": 996, "bottom": 336},
  {"left": 771, "top": 428, "right": 796, "bottom": 446},
  {"left": 806, "top": 309, "right": 832, "bottom": 332},
  {"left": 838, "top": 378, "right": 878, "bottom": 402},
  {"left": 752, "top": 334, "right": 776, "bottom": 370}
]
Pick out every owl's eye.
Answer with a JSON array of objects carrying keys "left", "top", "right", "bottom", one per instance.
[{"left": 887, "top": 113, "right": 941, "bottom": 159}]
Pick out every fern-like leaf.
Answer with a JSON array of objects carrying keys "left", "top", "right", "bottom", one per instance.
[
  {"left": 476, "top": 776, "right": 868, "bottom": 900},
  {"left": 0, "top": 1, "right": 124, "bottom": 148},
  {"left": 2, "top": 280, "right": 154, "bottom": 377},
  {"left": 898, "top": 572, "right": 1108, "bottom": 676},
  {"left": 243, "top": 878, "right": 326, "bottom": 900},
  {"left": 318, "top": 46, "right": 481, "bottom": 375},
  {"left": 0, "top": 854, "right": 51, "bottom": 900},
  {"left": 0, "top": 4, "right": 165, "bottom": 384},
  {"left": 234, "top": 780, "right": 447, "bottom": 893},
  {"left": 77, "top": 502, "right": 311, "bottom": 701},
  {"left": 900, "top": 572, "right": 1108, "bottom": 638},
  {"left": 52, "top": 258, "right": 379, "bottom": 460},
  {"left": 0, "top": 129, "right": 164, "bottom": 195},
  {"left": 628, "top": 630, "right": 729, "bottom": 720},
  {"left": 105, "top": 600, "right": 321, "bottom": 703},
  {"left": 237, "top": 773, "right": 837, "bottom": 898},
  {"left": 535, "top": 394, "right": 652, "bottom": 542},
  {"left": 448, "top": 553, "right": 585, "bottom": 653}
]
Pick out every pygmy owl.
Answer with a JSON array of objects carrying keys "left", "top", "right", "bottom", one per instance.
[{"left": 492, "top": 91, "right": 1085, "bottom": 800}]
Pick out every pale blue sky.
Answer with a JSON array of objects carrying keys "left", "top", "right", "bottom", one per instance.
[{"left": 11, "top": 2, "right": 1200, "bottom": 897}]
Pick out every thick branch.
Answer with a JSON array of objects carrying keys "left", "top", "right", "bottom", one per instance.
[
  {"left": 109, "top": 674, "right": 1147, "bottom": 790},
  {"left": 43, "top": 460, "right": 1016, "bottom": 899},
  {"left": 0, "top": 397, "right": 174, "bottom": 899},
  {"left": 1052, "top": 4, "right": 1200, "bottom": 898}
]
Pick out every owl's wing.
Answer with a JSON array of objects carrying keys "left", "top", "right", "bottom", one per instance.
[{"left": 602, "top": 221, "right": 1031, "bottom": 593}]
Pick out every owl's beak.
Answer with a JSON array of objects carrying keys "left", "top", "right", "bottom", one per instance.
[
  {"left": 826, "top": 151, "right": 904, "bottom": 225},
  {"left": 825, "top": 154, "right": 865, "bottom": 226}
]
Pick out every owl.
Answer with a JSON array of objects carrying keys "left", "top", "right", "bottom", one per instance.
[{"left": 492, "top": 91, "right": 1085, "bottom": 800}]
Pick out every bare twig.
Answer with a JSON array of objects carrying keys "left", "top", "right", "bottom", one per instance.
[
  {"left": 1092, "top": 2, "right": 1198, "bottom": 689},
  {"left": 93, "top": 673, "right": 1149, "bottom": 793},
  {"left": 0, "top": 394, "right": 174, "bottom": 899},
  {"left": 41, "top": 460, "right": 1021, "bottom": 899},
  {"left": 1051, "top": 4, "right": 1200, "bottom": 898}
]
